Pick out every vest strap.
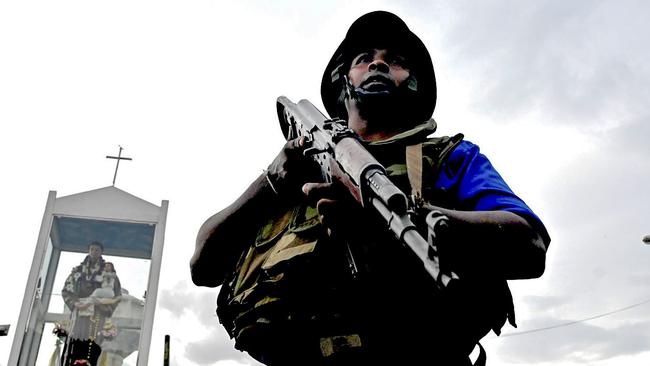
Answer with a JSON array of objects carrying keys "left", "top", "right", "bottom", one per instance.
[{"left": 405, "top": 143, "right": 424, "bottom": 206}]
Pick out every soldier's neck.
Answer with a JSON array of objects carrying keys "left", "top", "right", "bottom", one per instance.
[{"left": 347, "top": 107, "right": 403, "bottom": 142}]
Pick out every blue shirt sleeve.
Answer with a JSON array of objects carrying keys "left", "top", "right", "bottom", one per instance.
[{"left": 435, "top": 140, "right": 550, "bottom": 244}]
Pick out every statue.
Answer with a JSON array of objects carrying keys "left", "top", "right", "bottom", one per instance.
[{"left": 60, "top": 242, "right": 122, "bottom": 365}]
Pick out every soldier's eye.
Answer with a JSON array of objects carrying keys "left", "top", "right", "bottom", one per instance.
[
  {"left": 389, "top": 55, "right": 408, "bottom": 68},
  {"left": 352, "top": 52, "right": 373, "bottom": 65}
]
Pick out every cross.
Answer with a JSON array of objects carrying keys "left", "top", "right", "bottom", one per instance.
[{"left": 106, "top": 146, "right": 133, "bottom": 186}]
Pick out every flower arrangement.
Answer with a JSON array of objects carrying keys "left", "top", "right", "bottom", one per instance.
[{"left": 100, "top": 320, "right": 118, "bottom": 339}]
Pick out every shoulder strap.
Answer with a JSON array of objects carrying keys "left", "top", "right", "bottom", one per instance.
[
  {"left": 405, "top": 133, "right": 464, "bottom": 206},
  {"left": 405, "top": 143, "right": 424, "bottom": 206}
]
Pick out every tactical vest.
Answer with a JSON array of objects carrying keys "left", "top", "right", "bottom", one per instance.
[{"left": 216, "top": 120, "right": 515, "bottom": 365}]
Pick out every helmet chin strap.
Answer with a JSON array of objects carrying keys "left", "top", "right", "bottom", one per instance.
[
  {"left": 343, "top": 74, "right": 420, "bottom": 117},
  {"left": 343, "top": 75, "right": 392, "bottom": 101}
]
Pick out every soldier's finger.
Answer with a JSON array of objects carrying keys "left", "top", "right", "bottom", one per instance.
[
  {"left": 284, "top": 136, "right": 311, "bottom": 156},
  {"left": 302, "top": 182, "right": 335, "bottom": 202},
  {"left": 316, "top": 198, "right": 341, "bottom": 226}
]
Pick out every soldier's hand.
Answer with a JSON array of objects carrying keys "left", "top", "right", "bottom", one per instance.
[
  {"left": 266, "top": 137, "right": 318, "bottom": 197},
  {"left": 302, "top": 181, "right": 363, "bottom": 237}
]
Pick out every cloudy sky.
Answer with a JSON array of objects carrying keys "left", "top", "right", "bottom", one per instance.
[{"left": 1, "top": 0, "right": 649, "bottom": 365}]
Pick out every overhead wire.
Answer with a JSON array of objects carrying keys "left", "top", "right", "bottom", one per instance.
[{"left": 496, "top": 297, "right": 650, "bottom": 338}]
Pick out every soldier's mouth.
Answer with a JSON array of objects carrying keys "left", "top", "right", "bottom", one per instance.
[{"left": 361, "top": 74, "right": 394, "bottom": 91}]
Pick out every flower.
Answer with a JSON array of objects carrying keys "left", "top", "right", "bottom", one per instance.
[{"left": 100, "top": 322, "right": 118, "bottom": 339}]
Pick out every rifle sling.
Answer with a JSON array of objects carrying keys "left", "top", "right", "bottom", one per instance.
[{"left": 405, "top": 143, "right": 424, "bottom": 205}]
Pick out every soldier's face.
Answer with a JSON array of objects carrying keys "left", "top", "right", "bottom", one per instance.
[
  {"left": 89, "top": 245, "right": 102, "bottom": 260},
  {"left": 347, "top": 48, "right": 411, "bottom": 91}
]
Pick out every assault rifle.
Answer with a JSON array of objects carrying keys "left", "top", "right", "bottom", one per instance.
[{"left": 276, "top": 96, "right": 459, "bottom": 289}]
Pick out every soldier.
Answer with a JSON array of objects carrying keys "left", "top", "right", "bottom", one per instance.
[{"left": 191, "top": 11, "right": 550, "bottom": 365}]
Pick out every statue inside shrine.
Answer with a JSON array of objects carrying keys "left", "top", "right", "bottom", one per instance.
[{"left": 61, "top": 242, "right": 122, "bottom": 365}]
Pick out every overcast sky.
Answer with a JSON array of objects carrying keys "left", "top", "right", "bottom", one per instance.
[{"left": 1, "top": 1, "right": 649, "bottom": 365}]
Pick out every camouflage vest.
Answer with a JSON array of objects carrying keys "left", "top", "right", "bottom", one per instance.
[{"left": 216, "top": 120, "right": 514, "bottom": 364}]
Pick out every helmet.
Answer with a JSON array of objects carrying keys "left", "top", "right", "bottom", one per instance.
[{"left": 320, "top": 11, "right": 436, "bottom": 123}]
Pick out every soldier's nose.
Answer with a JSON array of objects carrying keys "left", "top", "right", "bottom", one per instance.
[{"left": 368, "top": 60, "right": 389, "bottom": 73}]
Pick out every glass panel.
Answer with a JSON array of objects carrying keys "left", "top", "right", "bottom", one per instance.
[
  {"left": 34, "top": 323, "right": 58, "bottom": 366},
  {"left": 52, "top": 216, "right": 155, "bottom": 259},
  {"left": 34, "top": 326, "right": 140, "bottom": 366}
]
